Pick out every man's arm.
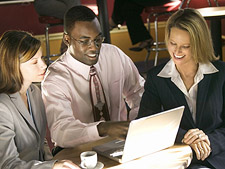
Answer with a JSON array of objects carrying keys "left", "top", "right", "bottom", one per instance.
[
  {"left": 121, "top": 52, "right": 145, "bottom": 120},
  {"left": 42, "top": 78, "right": 102, "bottom": 148}
]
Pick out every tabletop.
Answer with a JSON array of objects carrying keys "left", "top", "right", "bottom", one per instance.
[
  {"left": 0, "top": 0, "right": 33, "bottom": 5},
  {"left": 53, "top": 137, "right": 193, "bottom": 169},
  {"left": 197, "top": 6, "right": 225, "bottom": 60},
  {"left": 197, "top": 6, "right": 225, "bottom": 18}
]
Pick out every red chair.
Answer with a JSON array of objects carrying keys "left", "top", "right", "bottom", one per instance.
[{"left": 39, "top": 16, "right": 63, "bottom": 65}]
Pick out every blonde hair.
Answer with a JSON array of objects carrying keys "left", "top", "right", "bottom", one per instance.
[
  {"left": 0, "top": 30, "right": 41, "bottom": 94},
  {"left": 165, "top": 8, "right": 218, "bottom": 63}
]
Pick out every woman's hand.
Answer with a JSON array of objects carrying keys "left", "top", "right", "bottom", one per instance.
[
  {"left": 53, "top": 160, "right": 80, "bottom": 169},
  {"left": 183, "top": 128, "right": 211, "bottom": 161},
  {"left": 182, "top": 128, "right": 210, "bottom": 146},
  {"left": 190, "top": 141, "right": 211, "bottom": 161}
]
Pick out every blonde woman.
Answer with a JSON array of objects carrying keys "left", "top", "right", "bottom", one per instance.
[{"left": 138, "top": 8, "right": 225, "bottom": 169}]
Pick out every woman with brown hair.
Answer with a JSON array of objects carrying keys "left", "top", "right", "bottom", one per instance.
[{"left": 0, "top": 30, "right": 79, "bottom": 169}]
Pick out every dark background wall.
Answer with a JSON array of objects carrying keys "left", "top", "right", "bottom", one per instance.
[
  {"left": 0, "top": 0, "right": 224, "bottom": 36},
  {"left": 0, "top": 0, "right": 114, "bottom": 35}
]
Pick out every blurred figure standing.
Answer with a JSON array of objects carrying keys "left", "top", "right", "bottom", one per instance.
[{"left": 109, "top": 0, "right": 178, "bottom": 51}]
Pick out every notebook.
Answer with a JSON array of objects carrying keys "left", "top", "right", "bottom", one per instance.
[{"left": 93, "top": 106, "right": 184, "bottom": 163}]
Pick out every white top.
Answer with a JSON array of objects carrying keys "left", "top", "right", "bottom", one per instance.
[
  {"left": 42, "top": 43, "right": 145, "bottom": 147},
  {"left": 158, "top": 59, "right": 218, "bottom": 123}
]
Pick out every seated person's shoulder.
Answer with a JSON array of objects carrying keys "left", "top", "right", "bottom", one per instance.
[
  {"left": 148, "top": 61, "right": 168, "bottom": 75},
  {"left": 45, "top": 59, "right": 71, "bottom": 80},
  {"left": 47, "top": 57, "right": 67, "bottom": 72},
  {"left": 100, "top": 43, "right": 132, "bottom": 66},
  {"left": 212, "top": 60, "right": 225, "bottom": 70},
  {"left": 101, "top": 43, "right": 124, "bottom": 55},
  {"left": 0, "top": 93, "right": 15, "bottom": 114},
  {"left": 0, "top": 93, "right": 9, "bottom": 102},
  {"left": 42, "top": 60, "right": 74, "bottom": 93}
]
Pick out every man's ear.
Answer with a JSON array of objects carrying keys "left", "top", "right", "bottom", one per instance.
[{"left": 63, "top": 33, "right": 70, "bottom": 46}]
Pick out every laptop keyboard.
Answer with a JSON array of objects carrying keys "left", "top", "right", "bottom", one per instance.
[{"left": 110, "top": 148, "right": 124, "bottom": 157}]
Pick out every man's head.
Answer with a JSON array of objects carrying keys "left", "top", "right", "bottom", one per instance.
[{"left": 63, "top": 5, "right": 104, "bottom": 66}]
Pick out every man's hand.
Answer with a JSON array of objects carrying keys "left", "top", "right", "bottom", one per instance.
[{"left": 97, "top": 121, "right": 130, "bottom": 140}]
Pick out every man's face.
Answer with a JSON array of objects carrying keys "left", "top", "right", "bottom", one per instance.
[{"left": 65, "top": 18, "right": 104, "bottom": 66}]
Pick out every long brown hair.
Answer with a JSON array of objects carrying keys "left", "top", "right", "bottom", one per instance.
[{"left": 0, "top": 30, "right": 41, "bottom": 94}]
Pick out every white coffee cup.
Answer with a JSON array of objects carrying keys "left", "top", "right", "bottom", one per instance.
[{"left": 80, "top": 151, "right": 97, "bottom": 169}]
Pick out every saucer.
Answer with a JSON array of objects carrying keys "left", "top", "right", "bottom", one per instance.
[{"left": 80, "top": 161, "right": 104, "bottom": 169}]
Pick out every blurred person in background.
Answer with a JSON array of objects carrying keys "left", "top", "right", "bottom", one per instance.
[{"left": 109, "top": 0, "right": 180, "bottom": 51}]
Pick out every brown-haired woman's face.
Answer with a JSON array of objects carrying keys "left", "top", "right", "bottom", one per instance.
[{"left": 20, "top": 47, "right": 47, "bottom": 84}]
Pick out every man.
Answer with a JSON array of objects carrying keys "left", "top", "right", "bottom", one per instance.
[{"left": 42, "top": 5, "right": 145, "bottom": 148}]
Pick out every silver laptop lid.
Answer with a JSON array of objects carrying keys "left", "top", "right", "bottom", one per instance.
[{"left": 121, "top": 106, "right": 184, "bottom": 163}]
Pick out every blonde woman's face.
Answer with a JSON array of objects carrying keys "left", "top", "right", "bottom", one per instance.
[
  {"left": 167, "top": 27, "right": 195, "bottom": 68},
  {"left": 20, "top": 47, "right": 47, "bottom": 84}
]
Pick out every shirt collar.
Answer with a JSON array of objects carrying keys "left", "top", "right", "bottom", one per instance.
[
  {"left": 63, "top": 50, "right": 100, "bottom": 80},
  {"left": 157, "top": 59, "right": 218, "bottom": 78}
]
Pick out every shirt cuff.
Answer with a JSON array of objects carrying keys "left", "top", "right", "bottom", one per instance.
[{"left": 87, "top": 121, "right": 105, "bottom": 140}]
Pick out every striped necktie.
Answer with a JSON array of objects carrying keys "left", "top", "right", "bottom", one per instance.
[{"left": 89, "top": 66, "right": 110, "bottom": 121}]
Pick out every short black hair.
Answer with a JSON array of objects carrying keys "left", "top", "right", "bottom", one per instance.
[{"left": 64, "top": 5, "right": 97, "bottom": 35}]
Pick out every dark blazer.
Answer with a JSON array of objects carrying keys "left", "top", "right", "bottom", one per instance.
[
  {"left": 138, "top": 60, "right": 225, "bottom": 169},
  {"left": 0, "top": 84, "right": 55, "bottom": 169}
]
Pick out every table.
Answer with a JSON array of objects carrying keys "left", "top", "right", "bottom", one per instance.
[
  {"left": 197, "top": 6, "right": 225, "bottom": 60},
  {"left": 0, "top": 0, "right": 34, "bottom": 5},
  {"left": 53, "top": 137, "right": 193, "bottom": 169}
]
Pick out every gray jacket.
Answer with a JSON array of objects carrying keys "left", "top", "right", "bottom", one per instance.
[{"left": 0, "top": 84, "right": 56, "bottom": 169}]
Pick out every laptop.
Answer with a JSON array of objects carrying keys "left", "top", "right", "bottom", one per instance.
[{"left": 93, "top": 106, "right": 184, "bottom": 163}]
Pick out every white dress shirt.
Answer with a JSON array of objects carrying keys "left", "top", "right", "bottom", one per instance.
[
  {"left": 158, "top": 59, "right": 218, "bottom": 123},
  {"left": 42, "top": 43, "right": 145, "bottom": 147}
]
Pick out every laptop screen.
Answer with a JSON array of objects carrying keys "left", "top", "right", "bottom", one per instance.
[{"left": 93, "top": 106, "right": 184, "bottom": 163}]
